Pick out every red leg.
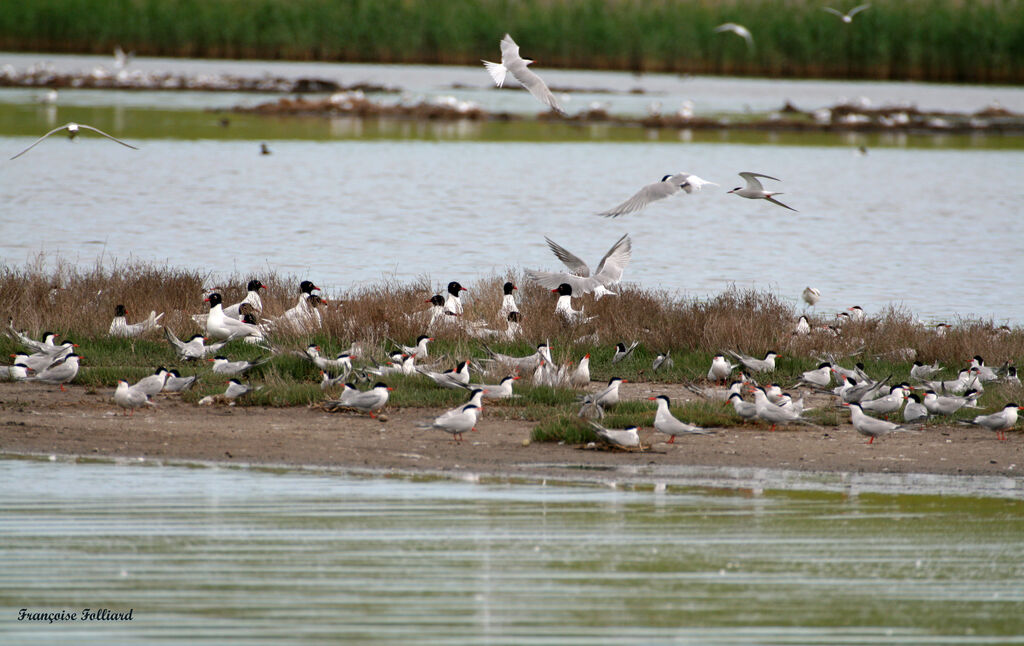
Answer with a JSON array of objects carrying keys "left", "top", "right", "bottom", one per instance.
[
  {"left": 60, "top": 384, "right": 66, "bottom": 392},
  {"left": 770, "top": 424, "right": 776, "bottom": 432},
  {"left": 868, "top": 436, "right": 874, "bottom": 444},
  {"left": 667, "top": 436, "right": 675, "bottom": 444}
]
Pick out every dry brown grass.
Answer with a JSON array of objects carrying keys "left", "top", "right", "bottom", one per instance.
[{"left": 2, "top": 260, "right": 1022, "bottom": 370}]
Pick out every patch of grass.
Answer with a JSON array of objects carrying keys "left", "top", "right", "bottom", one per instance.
[{"left": 531, "top": 415, "right": 597, "bottom": 444}]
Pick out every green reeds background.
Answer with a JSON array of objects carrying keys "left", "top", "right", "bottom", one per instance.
[{"left": 0, "top": 0, "right": 1021, "bottom": 83}]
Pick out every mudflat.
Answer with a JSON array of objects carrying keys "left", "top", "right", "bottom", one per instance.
[{"left": 1, "top": 382, "right": 1020, "bottom": 480}]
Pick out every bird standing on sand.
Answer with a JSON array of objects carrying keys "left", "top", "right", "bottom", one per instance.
[
  {"left": 418, "top": 404, "right": 481, "bottom": 442},
  {"left": 959, "top": 403, "right": 1021, "bottom": 441},
  {"left": 649, "top": 395, "right": 712, "bottom": 443},
  {"left": 844, "top": 402, "right": 913, "bottom": 444},
  {"left": 114, "top": 380, "right": 156, "bottom": 415}
]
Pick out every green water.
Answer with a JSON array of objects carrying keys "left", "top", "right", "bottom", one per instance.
[{"left": 1, "top": 458, "right": 1022, "bottom": 644}]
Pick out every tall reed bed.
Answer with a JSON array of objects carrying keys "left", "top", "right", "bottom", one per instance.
[{"left": 0, "top": 0, "right": 1020, "bottom": 83}]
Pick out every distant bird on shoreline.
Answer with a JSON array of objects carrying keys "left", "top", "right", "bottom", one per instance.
[{"left": 10, "top": 122, "right": 138, "bottom": 160}]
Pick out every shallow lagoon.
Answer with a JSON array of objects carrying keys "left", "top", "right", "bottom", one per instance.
[{"left": 1, "top": 458, "right": 1023, "bottom": 644}]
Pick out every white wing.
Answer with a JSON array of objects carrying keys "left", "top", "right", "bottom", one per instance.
[
  {"left": 545, "top": 237, "right": 591, "bottom": 276},
  {"left": 482, "top": 60, "right": 508, "bottom": 87},
  {"left": 10, "top": 124, "right": 74, "bottom": 160},
  {"left": 592, "top": 233, "right": 632, "bottom": 284},
  {"left": 822, "top": 7, "right": 845, "bottom": 18},
  {"left": 597, "top": 178, "right": 683, "bottom": 218},
  {"left": 739, "top": 171, "right": 780, "bottom": 191},
  {"left": 75, "top": 124, "right": 139, "bottom": 150},
  {"left": 848, "top": 4, "right": 871, "bottom": 17},
  {"left": 509, "top": 66, "right": 565, "bottom": 115}
]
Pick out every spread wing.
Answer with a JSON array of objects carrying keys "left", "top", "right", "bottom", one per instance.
[
  {"left": 545, "top": 237, "right": 591, "bottom": 276},
  {"left": 597, "top": 179, "right": 681, "bottom": 218},
  {"left": 593, "top": 234, "right": 632, "bottom": 284}
]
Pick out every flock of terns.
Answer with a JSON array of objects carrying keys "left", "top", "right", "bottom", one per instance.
[
  {"left": 2, "top": 270, "right": 1020, "bottom": 447},
  {"left": 5, "top": 14, "right": 1021, "bottom": 446}
]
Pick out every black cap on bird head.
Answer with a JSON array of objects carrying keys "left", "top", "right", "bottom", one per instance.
[
  {"left": 246, "top": 279, "right": 264, "bottom": 292},
  {"left": 299, "top": 280, "right": 319, "bottom": 294},
  {"left": 428, "top": 294, "right": 445, "bottom": 306},
  {"left": 503, "top": 281, "right": 517, "bottom": 295},
  {"left": 447, "top": 281, "right": 466, "bottom": 296},
  {"left": 205, "top": 293, "right": 223, "bottom": 307},
  {"left": 114, "top": 304, "right": 127, "bottom": 317},
  {"left": 552, "top": 283, "right": 573, "bottom": 296}
]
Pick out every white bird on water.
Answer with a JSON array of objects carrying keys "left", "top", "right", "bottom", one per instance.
[
  {"left": 728, "top": 172, "right": 798, "bottom": 212},
  {"left": 482, "top": 34, "right": 566, "bottom": 116},
  {"left": 823, "top": 4, "right": 871, "bottom": 23},
  {"left": 596, "top": 173, "right": 717, "bottom": 218},
  {"left": 10, "top": 122, "right": 139, "bottom": 160}
]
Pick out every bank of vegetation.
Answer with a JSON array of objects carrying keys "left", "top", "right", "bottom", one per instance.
[
  {"left": 0, "top": 0, "right": 1021, "bottom": 83},
  {"left": 2, "top": 260, "right": 1022, "bottom": 443}
]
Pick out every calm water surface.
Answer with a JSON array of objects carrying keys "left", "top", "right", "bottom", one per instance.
[
  {"left": 0, "top": 57, "right": 1022, "bottom": 322},
  {"left": 1, "top": 458, "right": 1023, "bottom": 645}
]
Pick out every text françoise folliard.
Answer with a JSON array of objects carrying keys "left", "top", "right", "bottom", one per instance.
[{"left": 18, "top": 608, "right": 134, "bottom": 623}]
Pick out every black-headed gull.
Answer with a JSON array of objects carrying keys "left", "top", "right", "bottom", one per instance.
[
  {"left": 109, "top": 304, "right": 163, "bottom": 337},
  {"left": 483, "top": 34, "right": 565, "bottom": 115},
  {"left": 597, "top": 173, "right": 716, "bottom": 218},
  {"left": 526, "top": 234, "right": 631, "bottom": 299},
  {"left": 205, "top": 293, "right": 263, "bottom": 342},
  {"left": 222, "top": 279, "right": 266, "bottom": 319},
  {"left": 728, "top": 172, "right": 797, "bottom": 212},
  {"left": 551, "top": 283, "right": 596, "bottom": 324},
  {"left": 498, "top": 281, "right": 519, "bottom": 317},
  {"left": 10, "top": 122, "right": 138, "bottom": 159}
]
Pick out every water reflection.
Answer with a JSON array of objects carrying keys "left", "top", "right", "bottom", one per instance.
[{"left": 0, "top": 458, "right": 1022, "bottom": 644}]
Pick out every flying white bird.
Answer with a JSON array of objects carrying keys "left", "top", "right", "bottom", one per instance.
[
  {"left": 482, "top": 34, "right": 566, "bottom": 115},
  {"left": 596, "top": 173, "right": 717, "bottom": 218},
  {"left": 728, "top": 172, "right": 797, "bottom": 211},
  {"left": 526, "top": 233, "right": 631, "bottom": 298},
  {"left": 10, "top": 122, "right": 139, "bottom": 159},
  {"left": 823, "top": 4, "right": 871, "bottom": 23},
  {"left": 714, "top": 23, "right": 754, "bottom": 48}
]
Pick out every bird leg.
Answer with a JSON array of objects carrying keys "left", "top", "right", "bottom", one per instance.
[
  {"left": 867, "top": 437, "right": 875, "bottom": 444},
  {"left": 667, "top": 436, "right": 676, "bottom": 444}
]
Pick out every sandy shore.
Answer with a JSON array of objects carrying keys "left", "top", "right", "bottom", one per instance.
[{"left": 1, "top": 381, "right": 1021, "bottom": 482}]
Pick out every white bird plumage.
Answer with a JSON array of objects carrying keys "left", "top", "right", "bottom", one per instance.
[
  {"left": 482, "top": 34, "right": 566, "bottom": 115},
  {"left": 10, "top": 122, "right": 139, "bottom": 160}
]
